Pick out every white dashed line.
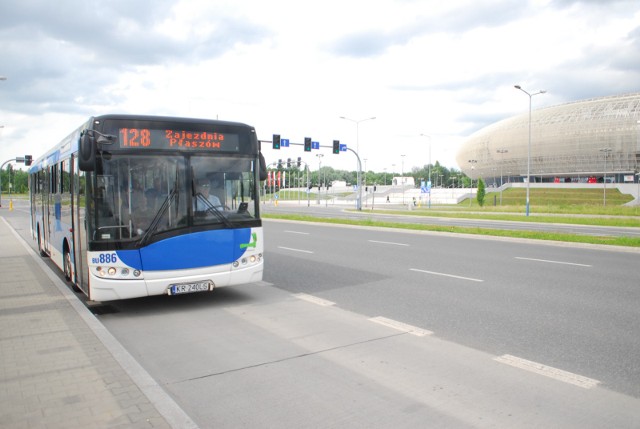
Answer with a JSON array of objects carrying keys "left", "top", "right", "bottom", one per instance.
[
  {"left": 294, "top": 293, "right": 335, "bottom": 307},
  {"left": 368, "top": 240, "right": 410, "bottom": 246},
  {"left": 515, "top": 257, "right": 592, "bottom": 267},
  {"left": 278, "top": 246, "right": 314, "bottom": 254},
  {"left": 410, "top": 268, "right": 484, "bottom": 282},
  {"left": 494, "top": 354, "right": 600, "bottom": 389},
  {"left": 369, "top": 316, "right": 433, "bottom": 337}
]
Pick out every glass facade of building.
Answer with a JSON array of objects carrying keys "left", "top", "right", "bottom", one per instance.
[{"left": 456, "top": 93, "right": 640, "bottom": 184}]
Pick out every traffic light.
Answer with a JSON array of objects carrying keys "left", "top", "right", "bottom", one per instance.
[
  {"left": 287, "top": 158, "right": 291, "bottom": 168},
  {"left": 333, "top": 140, "right": 340, "bottom": 154},
  {"left": 277, "top": 159, "right": 282, "bottom": 169},
  {"left": 297, "top": 157, "right": 301, "bottom": 167},
  {"left": 24, "top": 155, "right": 32, "bottom": 166},
  {"left": 272, "top": 134, "right": 281, "bottom": 149},
  {"left": 304, "top": 137, "right": 311, "bottom": 152}
]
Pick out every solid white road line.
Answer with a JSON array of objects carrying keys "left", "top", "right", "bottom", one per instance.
[
  {"left": 369, "top": 316, "right": 433, "bottom": 337},
  {"left": 515, "top": 257, "right": 592, "bottom": 267},
  {"left": 494, "top": 354, "right": 600, "bottom": 389},
  {"left": 285, "top": 230, "right": 310, "bottom": 235},
  {"left": 410, "top": 268, "right": 484, "bottom": 282},
  {"left": 294, "top": 293, "right": 336, "bottom": 307}
]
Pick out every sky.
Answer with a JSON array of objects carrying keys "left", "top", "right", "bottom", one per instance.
[{"left": 1, "top": 0, "right": 639, "bottom": 175}]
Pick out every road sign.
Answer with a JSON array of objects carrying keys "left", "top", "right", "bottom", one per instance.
[
  {"left": 312, "top": 141, "right": 320, "bottom": 150},
  {"left": 281, "top": 138, "right": 290, "bottom": 147},
  {"left": 340, "top": 144, "right": 347, "bottom": 152}
]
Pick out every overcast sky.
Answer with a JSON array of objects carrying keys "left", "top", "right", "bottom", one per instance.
[{"left": 1, "top": 0, "right": 639, "bottom": 174}]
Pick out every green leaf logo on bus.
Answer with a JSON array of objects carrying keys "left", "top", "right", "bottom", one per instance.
[{"left": 240, "top": 232, "right": 257, "bottom": 249}]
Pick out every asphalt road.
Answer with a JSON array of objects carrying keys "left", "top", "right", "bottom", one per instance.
[
  {"left": 262, "top": 201, "right": 640, "bottom": 238},
  {"left": 4, "top": 200, "right": 640, "bottom": 428}
]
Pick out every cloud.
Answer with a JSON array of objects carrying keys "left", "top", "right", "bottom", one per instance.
[
  {"left": 0, "top": 0, "right": 270, "bottom": 113},
  {"left": 1, "top": 0, "right": 639, "bottom": 173}
]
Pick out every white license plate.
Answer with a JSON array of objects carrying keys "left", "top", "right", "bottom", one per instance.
[{"left": 169, "top": 281, "right": 213, "bottom": 295}]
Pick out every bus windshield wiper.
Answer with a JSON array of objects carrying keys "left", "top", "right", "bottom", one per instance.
[
  {"left": 138, "top": 187, "right": 177, "bottom": 246},
  {"left": 194, "top": 194, "right": 234, "bottom": 228}
]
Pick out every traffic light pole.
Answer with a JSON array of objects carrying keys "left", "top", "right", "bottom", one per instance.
[
  {"left": 264, "top": 139, "right": 362, "bottom": 210},
  {"left": 346, "top": 148, "right": 363, "bottom": 210},
  {"left": 0, "top": 158, "right": 17, "bottom": 208},
  {"left": 1, "top": 156, "right": 33, "bottom": 207}
]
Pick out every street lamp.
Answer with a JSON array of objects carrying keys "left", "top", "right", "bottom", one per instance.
[
  {"left": 420, "top": 134, "right": 432, "bottom": 185},
  {"left": 468, "top": 159, "right": 477, "bottom": 207},
  {"left": 514, "top": 85, "right": 546, "bottom": 216},
  {"left": 599, "top": 147, "right": 612, "bottom": 206},
  {"left": 636, "top": 171, "right": 640, "bottom": 207},
  {"left": 497, "top": 148, "right": 508, "bottom": 205},
  {"left": 401, "top": 154, "right": 406, "bottom": 205},
  {"left": 340, "top": 116, "right": 376, "bottom": 211},
  {"left": 363, "top": 158, "right": 368, "bottom": 207},
  {"left": 315, "top": 154, "right": 324, "bottom": 205}
]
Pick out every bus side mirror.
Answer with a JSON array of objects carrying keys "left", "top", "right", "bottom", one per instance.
[
  {"left": 259, "top": 152, "right": 267, "bottom": 181},
  {"left": 78, "top": 132, "right": 96, "bottom": 171}
]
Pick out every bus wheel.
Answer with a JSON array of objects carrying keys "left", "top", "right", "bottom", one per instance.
[
  {"left": 63, "top": 249, "right": 72, "bottom": 281},
  {"left": 64, "top": 249, "right": 81, "bottom": 292},
  {"left": 37, "top": 229, "right": 48, "bottom": 257}
]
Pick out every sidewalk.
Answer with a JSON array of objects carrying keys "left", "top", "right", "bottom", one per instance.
[{"left": 0, "top": 216, "right": 195, "bottom": 428}]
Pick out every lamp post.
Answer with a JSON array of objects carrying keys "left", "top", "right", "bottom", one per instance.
[
  {"left": 599, "top": 148, "right": 612, "bottom": 206},
  {"left": 363, "top": 158, "right": 368, "bottom": 207},
  {"left": 401, "top": 154, "right": 406, "bottom": 205},
  {"left": 636, "top": 171, "right": 640, "bottom": 207},
  {"left": 316, "top": 154, "right": 323, "bottom": 205},
  {"left": 497, "top": 148, "right": 508, "bottom": 205},
  {"left": 468, "top": 159, "right": 477, "bottom": 207},
  {"left": 340, "top": 116, "right": 376, "bottom": 211},
  {"left": 420, "top": 134, "right": 432, "bottom": 184},
  {"left": 514, "top": 85, "right": 546, "bottom": 216}
]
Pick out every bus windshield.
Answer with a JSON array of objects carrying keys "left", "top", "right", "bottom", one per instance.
[{"left": 90, "top": 152, "right": 258, "bottom": 242}]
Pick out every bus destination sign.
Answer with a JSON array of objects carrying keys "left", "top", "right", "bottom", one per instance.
[{"left": 119, "top": 128, "right": 240, "bottom": 151}]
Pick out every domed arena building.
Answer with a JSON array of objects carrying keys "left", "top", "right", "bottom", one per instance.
[{"left": 456, "top": 92, "right": 640, "bottom": 186}]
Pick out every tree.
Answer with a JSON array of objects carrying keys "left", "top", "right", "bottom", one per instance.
[{"left": 476, "top": 178, "right": 486, "bottom": 207}]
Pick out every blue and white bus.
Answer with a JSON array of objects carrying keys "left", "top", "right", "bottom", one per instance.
[{"left": 29, "top": 115, "right": 266, "bottom": 301}]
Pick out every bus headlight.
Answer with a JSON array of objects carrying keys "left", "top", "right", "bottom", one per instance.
[
  {"left": 232, "top": 253, "right": 263, "bottom": 270},
  {"left": 93, "top": 266, "right": 143, "bottom": 279}
]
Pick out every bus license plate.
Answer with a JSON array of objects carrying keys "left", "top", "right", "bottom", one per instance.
[{"left": 169, "top": 281, "right": 212, "bottom": 295}]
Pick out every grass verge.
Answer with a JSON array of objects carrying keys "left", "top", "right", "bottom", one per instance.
[{"left": 262, "top": 213, "right": 640, "bottom": 248}]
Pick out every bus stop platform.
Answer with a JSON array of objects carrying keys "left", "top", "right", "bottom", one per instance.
[{"left": 0, "top": 216, "right": 196, "bottom": 429}]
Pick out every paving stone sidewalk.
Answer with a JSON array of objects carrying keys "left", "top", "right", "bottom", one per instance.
[{"left": 0, "top": 217, "right": 174, "bottom": 429}]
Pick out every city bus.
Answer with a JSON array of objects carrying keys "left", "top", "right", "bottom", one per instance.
[{"left": 29, "top": 115, "right": 266, "bottom": 301}]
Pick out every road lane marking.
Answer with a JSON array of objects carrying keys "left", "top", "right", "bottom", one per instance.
[
  {"left": 278, "top": 246, "right": 314, "bottom": 254},
  {"left": 515, "top": 257, "right": 592, "bottom": 267},
  {"left": 294, "top": 293, "right": 335, "bottom": 306},
  {"left": 410, "top": 268, "right": 484, "bottom": 282},
  {"left": 368, "top": 240, "right": 410, "bottom": 246},
  {"left": 285, "top": 230, "right": 310, "bottom": 235},
  {"left": 494, "top": 354, "right": 600, "bottom": 389},
  {"left": 369, "top": 316, "right": 433, "bottom": 337}
]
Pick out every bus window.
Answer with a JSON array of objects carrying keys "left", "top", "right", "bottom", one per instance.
[{"left": 91, "top": 154, "right": 188, "bottom": 240}]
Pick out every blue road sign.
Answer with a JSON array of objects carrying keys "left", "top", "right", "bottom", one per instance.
[
  {"left": 312, "top": 141, "right": 320, "bottom": 150},
  {"left": 281, "top": 138, "right": 290, "bottom": 147},
  {"left": 340, "top": 144, "right": 347, "bottom": 152}
]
